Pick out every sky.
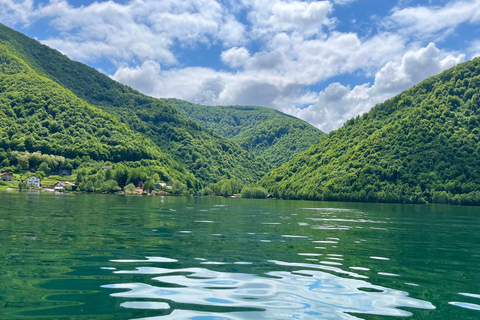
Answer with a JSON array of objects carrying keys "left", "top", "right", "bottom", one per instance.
[{"left": 1, "top": 0, "right": 480, "bottom": 132}]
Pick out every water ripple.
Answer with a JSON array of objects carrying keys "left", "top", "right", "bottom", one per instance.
[
  {"left": 103, "top": 259, "right": 435, "bottom": 319},
  {"left": 449, "top": 302, "right": 480, "bottom": 311}
]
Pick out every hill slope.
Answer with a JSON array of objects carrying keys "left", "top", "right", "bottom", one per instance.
[
  {"left": 0, "top": 42, "right": 196, "bottom": 185},
  {"left": 165, "top": 99, "right": 325, "bottom": 167},
  {"left": 0, "top": 24, "right": 271, "bottom": 185},
  {"left": 260, "top": 58, "right": 480, "bottom": 205}
]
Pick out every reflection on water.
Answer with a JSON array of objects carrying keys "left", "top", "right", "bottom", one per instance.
[
  {"left": 103, "top": 257, "right": 434, "bottom": 320},
  {"left": 1, "top": 194, "right": 480, "bottom": 320}
]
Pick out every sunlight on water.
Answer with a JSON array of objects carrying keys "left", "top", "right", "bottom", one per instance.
[
  {"left": 449, "top": 302, "right": 480, "bottom": 311},
  {"left": 2, "top": 194, "right": 479, "bottom": 320},
  {"left": 103, "top": 257, "right": 435, "bottom": 319}
]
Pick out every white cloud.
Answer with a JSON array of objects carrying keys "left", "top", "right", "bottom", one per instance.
[
  {"left": 111, "top": 60, "right": 162, "bottom": 95},
  {"left": 333, "top": 0, "right": 358, "bottom": 5},
  {"left": 221, "top": 47, "right": 250, "bottom": 68},
  {"left": 0, "top": 0, "right": 34, "bottom": 25},
  {"left": 1, "top": 0, "right": 237, "bottom": 64},
  {"left": 388, "top": 0, "right": 480, "bottom": 37},
  {"left": 270, "top": 1, "right": 333, "bottom": 35},
  {"left": 218, "top": 15, "right": 248, "bottom": 46},
  {"left": 469, "top": 40, "right": 480, "bottom": 58},
  {"left": 242, "top": 0, "right": 334, "bottom": 40},
  {"left": 113, "top": 43, "right": 464, "bottom": 132},
  {"left": 293, "top": 43, "right": 465, "bottom": 131},
  {"left": 0, "top": 0, "right": 474, "bottom": 134}
]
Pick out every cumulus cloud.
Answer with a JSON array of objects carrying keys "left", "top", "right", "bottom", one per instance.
[
  {"left": 113, "top": 42, "right": 464, "bottom": 132},
  {"left": 242, "top": 0, "right": 334, "bottom": 40},
  {"left": 221, "top": 47, "right": 250, "bottom": 68},
  {"left": 333, "top": 0, "right": 358, "bottom": 5},
  {"left": 0, "top": 0, "right": 34, "bottom": 25},
  {"left": 293, "top": 43, "right": 465, "bottom": 131},
  {"left": 387, "top": 0, "right": 480, "bottom": 38},
  {"left": 1, "top": 0, "right": 241, "bottom": 64},
  {"left": 0, "top": 0, "right": 475, "bottom": 133},
  {"left": 112, "top": 60, "right": 162, "bottom": 95},
  {"left": 269, "top": 1, "right": 333, "bottom": 35}
]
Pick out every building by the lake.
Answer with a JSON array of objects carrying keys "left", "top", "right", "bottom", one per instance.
[
  {"left": 0, "top": 172, "right": 13, "bottom": 181},
  {"left": 26, "top": 176, "right": 41, "bottom": 188}
]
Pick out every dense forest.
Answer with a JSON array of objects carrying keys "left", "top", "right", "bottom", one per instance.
[
  {"left": 166, "top": 99, "right": 324, "bottom": 166},
  {"left": 4, "top": 23, "right": 480, "bottom": 205},
  {"left": 0, "top": 42, "right": 199, "bottom": 189},
  {"left": 261, "top": 58, "right": 480, "bottom": 205},
  {"left": 0, "top": 24, "right": 271, "bottom": 185}
]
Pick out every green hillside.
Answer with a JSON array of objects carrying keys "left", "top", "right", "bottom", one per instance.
[
  {"left": 165, "top": 99, "right": 325, "bottom": 167},
  {"left": 0, "top": 42, "right": 197, "bottom": 186},
  {"left": 0, "top": 24, "right": 271, "bottom": 185},
  {"left": 261, "top": 58, "right": 480, "bottom": 205}
]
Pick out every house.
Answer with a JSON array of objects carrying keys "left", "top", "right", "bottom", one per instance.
[
  {"left": 102, "top": 165, "right": 112, "bottom": 170},
  {"left": 58, "top": 169, "right": 71, "bottom": 176},
  {"left": 26, "top": 176, "right": 41, "bottom": 188},
  {"left": 54, "top": 182, "right": 66, "bottom": 190},
  {"left": 155, "top": 182, "right": 167, "bottom": 190},
  {"left": 0, "top": 172, "right": 13, "bottom": 182}
]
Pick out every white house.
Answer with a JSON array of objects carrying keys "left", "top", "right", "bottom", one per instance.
[{"left": 26, "top": 176, "right": 41, "bottom": 188}]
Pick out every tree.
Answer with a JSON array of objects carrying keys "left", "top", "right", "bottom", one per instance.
[
  {"left": 85, "top": 180, "right": 94, "bottom": 192},
  {"left": 105, "top": 168, "right": 113, "bottom": 180},
  {"left": 18, "top": 181, "right": 27, "bottom": 191},
  {"left": 124, "top": 183, "right": 136, "bottom": 193},
  {"left": 241, "top": 185, "right": 268, "bottom": 199},
  {"left": 171, "top": 180, "right": 187, "bottom": 196},
  {"left": 35, "top": 171, "right": 45, "bottom": 180},
  {"left": 101, "top": 179, "right": 121, "bottom": 193},
  {"left": 143, "top": 180, "right": 155, "bottom": 193},
  {"left": 0, "top": 158, "right": 10, "bottom": 169}
]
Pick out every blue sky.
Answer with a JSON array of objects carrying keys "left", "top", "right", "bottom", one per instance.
[{"left": 1, "top": 0, "right": 480, "bottom": 131}]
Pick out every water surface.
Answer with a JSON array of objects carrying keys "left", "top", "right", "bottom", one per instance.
[{"left": 0, "top": 193, "right": 479, "bottom": 319}]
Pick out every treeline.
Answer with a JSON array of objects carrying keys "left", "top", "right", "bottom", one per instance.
[
  {"left": 0, "top": 24, "right": 271, "bottom": 186},
  {"left": 0, "top": 43, "right": 200, "bottom": 188},
  {"left": 0, "top": 150, "right": 269, "bottom": 198},
  {"left": 75, "top": 164, "right": 190, "bottom": 194},
  {"left": 198, "top": 179, "right": 268, "bottom": 198},
  {"left": 234, "top": 118, "right": 324, "bottom": 167},
  {"left": 261, "top": 57, "right": 480, "bottom": 206},
  {"left": 167, "top": 98, "right": 325, "bottom": 167},
  {"left": 166, "top": 98, "right": 291, "bottom": 138}
]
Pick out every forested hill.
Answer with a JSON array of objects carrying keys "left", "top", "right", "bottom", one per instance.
[
  {"left": 165, "top": 99, "right": 325, "bottom": 167},
  {"left": 0, "top": 24, "right": 271, "bottom": 185},
  {"left": 261, "top": 58, "right": 480, "bottom": 205},
  {"left": 0, "top": 42, "right": 198, "bottom": 186}
]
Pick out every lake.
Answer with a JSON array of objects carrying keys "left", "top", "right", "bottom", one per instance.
[{"left": 0, "top": 192, "right": 479, "bottom": 319}]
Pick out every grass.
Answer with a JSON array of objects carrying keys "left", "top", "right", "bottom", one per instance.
[{"left": 0, "top": 180, "right": 17, "bottom": 190}]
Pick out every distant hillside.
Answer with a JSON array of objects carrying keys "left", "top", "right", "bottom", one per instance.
[
  {"left": 0, "top": 42, "right": 196, "bottom": 185},
  {"left": 0, "top": 24, "right": 271, "bottom": 185},
  {"left": 261, "top": 58, "right": 480, "bottom": 205},
  {"left": 165, "top": 99, "right": 325, "bottom": 167}
]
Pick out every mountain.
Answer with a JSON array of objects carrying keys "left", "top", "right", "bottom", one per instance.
[
  {"left": 165, "top": 99, "right": 325, "bottom": 167},
  {"left": 260, "top": 58, "right": 480, "bottom": 205},
  {"left": 0, "top": 41, "right": 197, "bottom": 186},
  {"left": 0, "top": 24, "right": 271, "bottom": 185}
]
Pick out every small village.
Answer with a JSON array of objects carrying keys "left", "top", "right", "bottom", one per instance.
[{"left": 0, "top": 169, "right": 172, "bottom": 195}]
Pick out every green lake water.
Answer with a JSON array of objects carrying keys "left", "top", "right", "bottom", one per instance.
[{"left": 0, "top": 192, "right": 479, "bottom": 319}]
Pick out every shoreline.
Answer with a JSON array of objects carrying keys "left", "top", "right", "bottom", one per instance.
[{"left": 2, "top": 189, "right": 480, "bottom": 207}]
